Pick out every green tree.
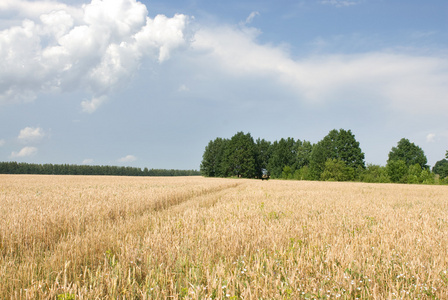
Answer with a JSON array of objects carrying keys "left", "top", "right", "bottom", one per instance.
[
  {"left": 310, "top": 129, "right": 365, "bottom": 180},
  {"left": 387, "top": 160, "right": 408, "bottom": 183},
  {"left": 320, "top": 158, "right": 355, "bottom": 181},
  {"left": 407, "top": 164, "right": 423, "bottom": 184},
  {"left": 420, "top": 168, "right": 434, "bottom": 184},
  {"left": 200, "top": 137, "right": 228, "bottom": 177},
  {"left": 294, "top": 165, "right": 312, "bottom": 180},
  {"left": 310, "top": 130, "right": 339, "bottom": 179},
  {"left": 407, "top": 164, "right": 435, "bottom": 184},
  {"left": 223, "top": 132, "right": 257, "bottom": 178},
  {"left": 296, "top": 140, "right": 313, "bottom": 169},
  {"left": 267, "top": 137, "right": 298, "bottom": 178},
  {"left": 359, "top": 164, "right": 389, "bottom": 183},
  {"left": 433, "top": 159, "right": 448, "bottom": 179},
  {"left": 387, "top": 138, "right": 428, "bottom": 169},
  {"left": 282, "top": 165, "right": 293, "bottom": 179},
  {"left": 255, "top": 138, "right": 272, "bottom": 177},
  {"left": 336, "top": 129, "right": 365, "bottom": 169}
]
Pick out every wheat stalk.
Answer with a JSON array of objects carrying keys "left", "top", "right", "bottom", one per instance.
[{"left": 1, "top": 175, "right": 447, "bottom": 299}]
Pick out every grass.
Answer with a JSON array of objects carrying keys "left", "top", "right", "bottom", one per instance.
[{"left": 1, "top": 175, "right": 447, "bottom": 299}]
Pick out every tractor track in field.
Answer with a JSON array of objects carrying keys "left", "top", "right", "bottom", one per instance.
[{"left": 152, "top": 181, "right": 243, "bottom": 212}]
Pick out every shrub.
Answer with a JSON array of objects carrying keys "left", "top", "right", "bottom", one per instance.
[
  {"left": 320, "top": 159, "right": 355, "bottom": 182},
  {"left": 359, "top": 164, "right": 389, "bottom": 183},
  {"left": 387, "top": 160, "right": 408, "bottom": 183}
]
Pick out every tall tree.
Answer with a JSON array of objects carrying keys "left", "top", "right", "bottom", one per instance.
[
  {"left": 320, "top": 158, "right": 355, "bottom": 182},
  {"left": 336, "top": 129, "right": 365, "bottom": 169},
  {"left": 223, "top": 132, "right": 257, "bottom": 178},
  {"left": 267, "top": 137, "right": 298, "bottom": 178},
  {"left": 296, "top": 140, "right": 313, "bottom": 169},
  {"left": 387, "top": 160, "right": 409, "bottom": 183},
  {"left": 255, "top": 138, "right": 272, "bottom": 177},
  {"left": 309, "top": 129, "right": 365, "bottom": 180},
  {"left": 200, "top": 137, "right": 228, "bottom": 177},
  {"left": 387, "top": 138, "right": 428, "bottom": 169},
  {"left": 433, "top": 159, "right": 448, "bottom": 179}
]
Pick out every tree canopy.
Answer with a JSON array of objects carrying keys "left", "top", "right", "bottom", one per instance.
[
  {"left": 309, "top": 129, "right": 365, "bottom": 180},
  {"left": 0, "top": 162, "right": 200, "bottom": 176},
  {"left": 200, "top": 131, "right": 446, "bottom": 185},
  {"left": 433, "top": 159, "right": 448, "bottom": 179},
  {"left": 223, "top": 132, "right": 257, "bottom": 178},
  {"left": 200, "top": 137, "right": 228, "bottom": 177},
  {"left": 255, "top": 138, "right": 272, "bottom": 173},
  {"left": 267, "top": 138, "right": 298, "bottom": 178},
  {"left": 387, "top": 138, "right": 428, "bottom": 169}
]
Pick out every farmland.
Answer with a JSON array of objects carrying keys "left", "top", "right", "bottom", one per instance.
[{"left": 1, "top": 175, "right": 447, "bottom": 299}]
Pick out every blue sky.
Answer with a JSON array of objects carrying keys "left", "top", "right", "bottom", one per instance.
[{"left": 1, "top": 0, "right": 447, "bottom": 169}]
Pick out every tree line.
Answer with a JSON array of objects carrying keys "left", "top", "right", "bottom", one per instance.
[
  {"left": 0, "top": 161, "right": 200, "bottom": 177},
  {"left": 200, "top": 129, "right": 448, "bottom": 184}
]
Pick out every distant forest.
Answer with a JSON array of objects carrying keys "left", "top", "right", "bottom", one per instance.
[
  {"left": 0, "top": 161, "right": 200, "bottom": 177},
  {"left": 200, "top": 129, "right": 448, "bottom": 184}
]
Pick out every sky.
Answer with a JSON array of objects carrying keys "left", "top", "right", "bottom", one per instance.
[{"left": 0, "top": 0, "right": 447, "bottom": 170}]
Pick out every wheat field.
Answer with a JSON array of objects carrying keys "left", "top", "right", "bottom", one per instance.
[{"left": 0, "top": 175, "right": 447, "bottom": 299}]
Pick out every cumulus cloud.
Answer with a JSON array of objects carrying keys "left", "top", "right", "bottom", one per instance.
[
  {"left": 0, "top": 0, "right": 190, "bottom": 111},
  {"left": 0, "top": 0, "right": 81, "bottom": 22},
  {"left": 18, "top": 127, "right": 46, "bottom": 143},
  {"left": 192, "top": 25, "right": 448, "bottom": 117},
  {"left": 10, "top": 146, "right": 38, "bottom": 158},
  {"left": 118, "top": 154, "right": 137, "bottom": 162},
  {"left": 0, "top": 139, "right": 5, "bottom": 147},
  {"left": 2, "top": 0, "right": 447, "bottom": 119}
]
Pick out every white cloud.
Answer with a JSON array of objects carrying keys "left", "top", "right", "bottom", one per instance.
[
  {"left": 0, "top": 0, "right": 189, "bottom": 111},
  {"left": 192, "top": 25, "right": 448, "bottom": 117},
  {"left": 118, "top": 154, "right": 137, "bottom": 162},
  {"left": 82, "top": 158, "right": 94, "bottom": 164},
  {"left": 426, "top": 133, "right": 436, "bottom": 143},
  {"left": 134, "top": 14, "right": 189, "bottom": 62},
  {"left": 81, "top": 95, "right": 108, "bottom": 113},
  {"left": 2, "top": 0, "right": 446, "bottom": 119},
  {"left": 18, "top": 127, "right": 46, "bottom": 143},
  {"left": 0, "top": 0, "right": 82, "bottom": 23},
  {"left": 244, "top": 11, "right": 259, "bottom": 25},
  {"left": 10, "top": 146, "right": 38, "bottom": 158},
  {"left": 0, "top": 139, "right": 5, "bottom": 147},
  {"left": 320, "top": 0, "right": 360, "bottom": 7}
]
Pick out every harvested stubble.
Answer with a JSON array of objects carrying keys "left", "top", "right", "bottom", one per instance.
[{"left": 0, "top": 175, "right": 447, "bottom": 299}]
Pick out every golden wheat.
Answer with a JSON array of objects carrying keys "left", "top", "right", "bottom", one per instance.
[{"left": 0, "top": 175, "right": 447, "bottom": 299}]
